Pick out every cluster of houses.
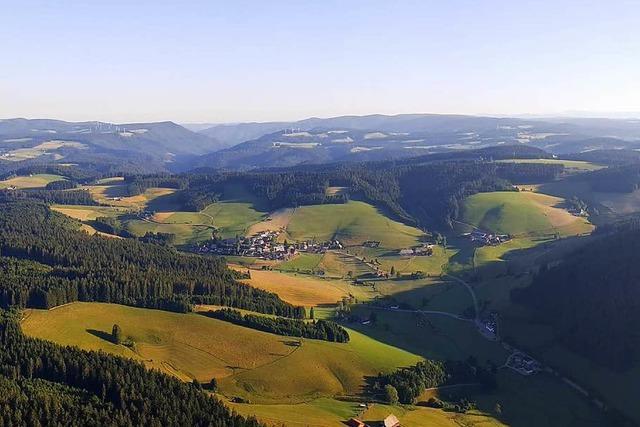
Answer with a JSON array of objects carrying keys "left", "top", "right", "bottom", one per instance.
[
  {"left": 465, "top": 230, "right": 511, "bottom": 246},
  {"left": 398, "top": 244, "right": 434, "bottom": 257},
  {"left": 568, "top": 206, "right": 588, "bottom": 217},
  {"left": 505, "top": 351, "right": 542, "bottom": 376},
  {"left": 479, "top": 311, "right": 498, "bottom": 340},
  {"left": 137, "top": 210, "right": 154, "bottom": 220},
  {"left": 195, "top": 230, "right": 345, "bottom": 260}
]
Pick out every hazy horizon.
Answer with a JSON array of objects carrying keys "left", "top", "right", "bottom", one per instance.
[
  {"left": 4, "top": 110, "right": 640, "bottom": 127},
  {"left": 2, "top": 0, "right": 639, "bottom": 123}
]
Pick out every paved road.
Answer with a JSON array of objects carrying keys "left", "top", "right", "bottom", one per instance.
[
  {"left": 444, "top": 273, "right": 479, "bottom": 321},
  {"left": 368, "top": 305, "right": 472, "bottom": 321},
  {"left": 367, "top": 272, "right": 479, "bottom": 323}
]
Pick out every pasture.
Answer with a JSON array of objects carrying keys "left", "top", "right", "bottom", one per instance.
[
  {"left": 51, "top": 204, "right": 128, "bottom": 221},
  {"left": 237, "top": 268, "right": 374, "bottom": 307},
  {"left": 1, "top": 140, "right": 86, "bottom": 161},
  {"left": 349, "top": 245, "right": 452, "bottom": 276},
  {"left": 124, "top": 219, "right": 213, "bottom": 244},
  {"left": 81, "top": 183, "right": 177, "bottom": 210},
  {"left": 119, "top": 182, "right": 268, "bottom": 243},
  {"left": 285, "top": 201, "right": 425, "bottom": 249},
  {"left": 277, "top": 252, "right": 323, "bottom": 273},
  {"left": 232, "top": 397, "right": 503, "bottom": 427},
  {"left": 21, "top": 302, "right": 421, "bottom": 403},
  {"left": 536, "top": 178, "right": 640, "bottom": 218},
  {"left": 495, "top": 158, "right": 603, "bottom": 173},
  {"left": 0, "top": 173, "right": 66, "bottom": 189},
  {"left": 461, "top": 191, "right": 593, "bottom": 238}
]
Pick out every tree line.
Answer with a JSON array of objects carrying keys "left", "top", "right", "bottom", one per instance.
[
  {"left": 203, "top": 308, "right": 350, "bottom": 343},
  {"left": 0, "top": 188, "right": 96, "bottom": 205},
  {"left": 123, "top": 174, "right": 189, "bottom": 196},
  {"left": 0, "top": 201, "right": 304, "bottom": 318},
  {"left": 174, "top": 158, "right": 563, "bottom": 229},
  {"left": 372, "top": 358, "right": 495, "bottom": 404},
  {"left": 512, "top": 227, "right": 640, "bottom": 371},
  {"left": 0, "top": 310, "right": 263, "bottom": 426},
  {"left": 582, "top": 163, "right": 640, "bottom": 193}
]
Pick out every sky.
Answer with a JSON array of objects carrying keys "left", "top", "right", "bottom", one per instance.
[{"left": 1, "top": 0, "right": 639, "bottom": 123}]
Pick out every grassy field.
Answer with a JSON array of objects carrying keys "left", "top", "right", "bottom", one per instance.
[
  {"left": 81, "top": 183, "right": 177, "bottom": 210},
  {"left": 461, "top": 191, "right": 593, "bottom": 238},
  {"left": 495, "top": 158, "right": 603, "bottom": 172},
  {"left": 236, "top": 268, "right": 375, "bottom": 307},
  {"left": 285, "top": 201, "right": 425, "bottom": 249},
  {"left": 124, "top": 220, "right": 214, "bottom": 244},
  {"left": 120, "top": 183, "right": 268, "bottom": 243},
  {"left": 360, "top": 402, "right": 503, "bottom": 427},
  {"left": 277, "top": 253, "right": 324, "bottom": 273},
  {"left": 535, "top": 178, "right": 640, "bottom": 219},
  {"left": 349, "top": 245, "right": 452, "bottom": 276},
  {"left": 231, "top": 397, "right": 503, "bottom": 427},
  {"left": 229, "top": 398, "right": 361, "bottom": 427},
  {"left": 0, "top": 173, "right": 66, "bottom": 189},
  {"left": 316, "top": 251, "right": 377, "bottom": 278},
  {"left": 2, "top": 140, "right": 86, "bottom": 161},
  {"left": 51, "top": 204, "right": 129, "bottom": 221},
  {"left": 22, "top": 302, "right": 421, "bottom": 403}
]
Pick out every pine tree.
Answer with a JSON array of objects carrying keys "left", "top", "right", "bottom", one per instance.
[{"left": 112, "top": 324, "right": 122, "bottom": 344}]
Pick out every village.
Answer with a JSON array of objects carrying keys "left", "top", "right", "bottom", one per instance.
[
  {"left": 194, "top": 231, "right": 436, "bottom": 261},
  {"left": 194, "top": 230, "right": 345, "bottom": 260}
]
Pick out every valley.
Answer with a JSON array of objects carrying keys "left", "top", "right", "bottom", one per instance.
[
  {"left": 1, "top": 134, "right": 639, "bottom": 426},
  {"left": 6, "top": 152, "right": 625, "bottom": 426}
]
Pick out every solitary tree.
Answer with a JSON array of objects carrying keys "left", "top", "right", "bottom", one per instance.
[
  {"left": 309, "top": 307, "right": 315, "bottom": 320},
  {"left": 494, "top": 402, "right": 503, "bottom": 415},
  {"left": 390, "top": 266, "right": 396, "bottom": 276},
  {"left": 209, "top": 377, "right": 218, "bottom": 392},
  {"left": 112, "top": 324, "right": 123, "bottom": 344},
  {"left": 384, "top": 384, "right": 399, "bottom": 405}
]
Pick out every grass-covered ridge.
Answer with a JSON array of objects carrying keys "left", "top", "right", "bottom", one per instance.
[
  {"left": 285, "top": 201, "right": 424, "bottom": 249},
  {"left": 461, "top": 191, "right": 593, "bottom": 237},
  {"left": 22, "top": 302, "right": 421, "bottom": 402}
]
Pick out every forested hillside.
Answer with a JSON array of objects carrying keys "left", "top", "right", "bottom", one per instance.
[
  {"left": 582, "top": 163, "right": 640, "bottom": 192},
  {"left": 513, "top": 229, "right": 640, "bottom": 370},
  {"left": 181, "top": 156, "right": 563, "bottom": 228},
  {"left": 0, "top": 202, "right": 303, "bottom": 317},
  {"left": 0, "top": 310, "right": 262, "bottom": 426}
]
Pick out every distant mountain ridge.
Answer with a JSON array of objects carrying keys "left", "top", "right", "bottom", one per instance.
[
  {"left": 3, "top": 114, "right": 640, "bottom": 174},
  {"left": 0, "top": 118, "right": 230, "bottom": 173},
  {"left": 192, "top": 114, "right": 640, "bottom": 171}
]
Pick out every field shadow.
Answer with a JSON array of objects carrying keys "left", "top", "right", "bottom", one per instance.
[
  {"left": 147, "top": 191, "right": 184, "bottom": 212},
  {"left": 86, "top": 328, "right": 115, "bottom": 344},
  {"left": 341, "top": 233, "right": 595, "bottom": 363}
]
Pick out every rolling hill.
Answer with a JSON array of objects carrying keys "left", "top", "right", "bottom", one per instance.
[
  {"left": 0, "top": 118, "right": 227, "bottom": 173},
  {"left": 193, "top": 114, "right": 640, "bottom": 171}
]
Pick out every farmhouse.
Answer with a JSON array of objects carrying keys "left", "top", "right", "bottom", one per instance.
[
  {"left": 347, "top": 418, "right": 367, "bottom": 427},
  {"left": 467, "top": 230, "right": 511, "bottom": 246},
  {"left": 506, "top": 351, "right": 542, "bottom": 376},
  {"left": 398, "top": 244, "right": 433, "bottom": 257},
  {"left": 362, "top": 240, "right": 380, "bottom": 248},
  {"left": 382, "top": 414, "right": 401, "bottom": 427}
]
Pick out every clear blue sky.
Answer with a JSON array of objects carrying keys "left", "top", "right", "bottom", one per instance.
[{"left": 1, "top": 0, "right": 639, "bottom": 123}]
